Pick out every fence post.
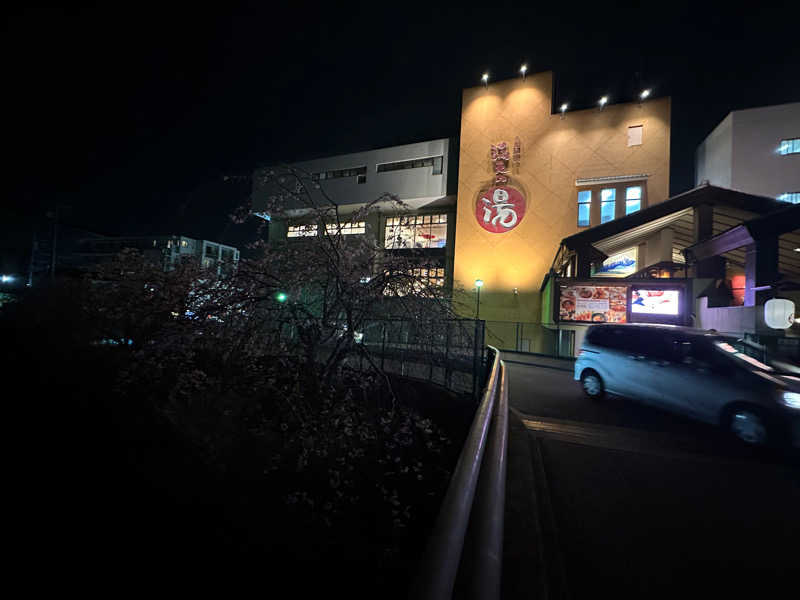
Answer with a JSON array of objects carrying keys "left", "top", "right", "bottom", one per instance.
[
  {"left": 381, "top": 323, "right": 386, "bottom": 372},
  {"left": 445, "top": 320, "right": 452, "bottom": 390}
]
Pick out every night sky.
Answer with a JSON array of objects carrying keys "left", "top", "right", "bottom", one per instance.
[{"left": 3, "top": 2, "right": 799, "bottom": 266}]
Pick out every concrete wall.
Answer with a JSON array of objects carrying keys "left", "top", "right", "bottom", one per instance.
[
  {"left": 453, "top": 71, "right": 671, "bottom": 328},
  {"left": 695, "top": 113, "right": 733, "bottom": 188},
  {"left": 730, "top": 103, "right": 800, "bottom": 199},
  {"left": 252, "top": 138, "right": 450, "bottom": 213},
  {"left": 696, "top": 102, "right": 800, "bottom": 200}
]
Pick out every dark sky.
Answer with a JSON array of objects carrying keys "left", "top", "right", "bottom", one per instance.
[{"left": 3, "top": 2, "right": 799, "bottom": 263}]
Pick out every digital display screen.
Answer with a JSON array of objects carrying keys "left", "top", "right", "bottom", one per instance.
[
  {"left": 559, "top": 285, "right": 627, "bottom": 323},
  {"left": 631, "top": 289, "right": 680, "bottom": 315}
]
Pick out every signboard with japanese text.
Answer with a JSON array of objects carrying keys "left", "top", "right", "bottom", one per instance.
[
  {"left": 475, "top": 140, "right": 526, "bottom": 233},
  {"left": 631, "top": 288, "right": 680, "bottom": 315},
  {"left": 558, "top": 284, "right": 628, "bottom": 323}
]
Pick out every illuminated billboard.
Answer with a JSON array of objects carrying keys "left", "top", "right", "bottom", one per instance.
[
  {"left": 631, "top": 289, "right": 680, "bottom": 315},
  {"left": 592, "top": 247, "right": 638, "bottom": 278},
  {"left": 559, "top": 285, "right": 627, "bottom": 323}
]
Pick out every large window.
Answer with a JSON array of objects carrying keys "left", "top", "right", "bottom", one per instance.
[
  {"left": 376, "top": 156, "right": 443, "bottom": 175},
  {"left": 325, "top": 221, "right": 366, "bottom": 235},
  {"left": 626, "top": 186, "right": 642, "bottom": 214},
  {"left": 383, "top": 267, "right": 446, "bottom": 296},
  {"left": 577, "top": 190, "right": 591, "bottom": 227},
  {"left": 600, "top": 188, "right": 616, "bottom": 223},
  {"left": 311, "top": 166, "right": 367, "bottom": 181},
  {"left": 777, "top": 192, "right": 800, "bottom": 204},
  {"left": 384, "top": 214, "right": 447, "bottom": 249},
  {"left": 779, "top": 138, "right": 800, "bottom": 155},
  {"left": 287, "top": 224, "right": 318, "bottom": 238}
]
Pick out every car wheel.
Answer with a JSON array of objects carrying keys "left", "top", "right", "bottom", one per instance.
[
  {"left": 725, "top": 406, "right": 770, "bottom": 446},
  {"left": 581, "top": 370, "right": 605, "bottom": 400}
]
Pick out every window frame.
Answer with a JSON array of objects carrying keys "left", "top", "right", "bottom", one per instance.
[
  {"left": 577, "top": 190, "right": 592, "bottom": 227},
  {"left": 600, "top": 188, "right": 616, "bottom": 224}
]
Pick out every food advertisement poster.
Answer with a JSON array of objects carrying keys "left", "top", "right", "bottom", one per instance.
[
  {"left": 631, "top": 289, "right": 680, "bottom": 315},
  {"left": 559, "top": 285, "right": 628, "bottom": 323},
  {"left": 592, "top": 247, "right": 638, "bottom": 278}
]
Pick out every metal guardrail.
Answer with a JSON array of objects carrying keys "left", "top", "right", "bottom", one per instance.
[{"left": 410, "top": 346, "right": 509, "bottom": 599}]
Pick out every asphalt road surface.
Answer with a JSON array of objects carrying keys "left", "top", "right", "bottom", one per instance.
[{"left": 503, "top": 352, "right": 800, "bottom": 599}]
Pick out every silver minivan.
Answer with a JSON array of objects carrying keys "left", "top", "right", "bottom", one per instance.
[{"left": 574, "top": 324, "right": 800, "bottom": 447}]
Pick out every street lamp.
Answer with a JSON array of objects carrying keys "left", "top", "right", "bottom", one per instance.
[
  {"left": 474, "top": 279, "right": 484, "bottom": 320},
  {"left": 481, "top": 73, "right": 489, "bottom": 87}
]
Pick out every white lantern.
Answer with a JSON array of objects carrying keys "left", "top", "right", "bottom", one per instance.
[{"left": 764, "top": 298, "right": 795, "bottom": 329}]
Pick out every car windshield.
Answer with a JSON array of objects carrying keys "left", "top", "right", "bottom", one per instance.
[{"left": 712, "top": 337, "right": 800, "bottom": 376}]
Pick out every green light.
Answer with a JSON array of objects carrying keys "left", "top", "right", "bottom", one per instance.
[{"left": 276, "top": 292, "right": 287, "bottom": 303}]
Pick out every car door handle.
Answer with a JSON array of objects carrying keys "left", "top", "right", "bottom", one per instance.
[{"left": 628, "top": 355, "right": 646, "bottom": 361}]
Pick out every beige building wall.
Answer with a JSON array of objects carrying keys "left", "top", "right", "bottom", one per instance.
[{"left": 453, "top": 71, "right": 671, "bottom": 327}]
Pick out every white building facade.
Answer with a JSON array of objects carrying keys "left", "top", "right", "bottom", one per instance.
[{"left": 695, "top": 102, "right": 800, "bottom": 204}]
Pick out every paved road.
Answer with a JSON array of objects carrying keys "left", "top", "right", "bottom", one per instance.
[{"left": 503, "top": 353, "right": 800, "bottom": 599}]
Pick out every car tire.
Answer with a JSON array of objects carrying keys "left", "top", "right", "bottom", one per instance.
[
  {"left": 722, "top": 404, "right": 773, "bottom": 446},
  {"left": 580, "top": 369, "right": 605, "bottom": 400}
]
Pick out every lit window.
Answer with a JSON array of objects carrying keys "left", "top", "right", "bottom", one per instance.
[
  {"left": 287, "top": 224, "right": 318, "bottom": 238},
  {"left": 625, "top": 186, "right": 642, "bottom": 214},
  {"left": 779, "top": 138, "right": 800, "bottom": 155},
  {"left": 577, "top": 190, "right": 591, "bottom": 227},
  {"left": 383, "top": 266, "right": 446, "bottom": 296},
  {"left": 777, "top": 192, "right": 800, "bottom": 204},
  {"left": 325, "top": 221, "right": 366, "bottom": 235},
  {"left": 600, "top": 188, "right": 616, "bottom": 223},
  {"left": 384, "top": 214, "right": 448, "bottom": 249}
]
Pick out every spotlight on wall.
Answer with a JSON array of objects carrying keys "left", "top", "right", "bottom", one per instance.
[
  {"left": 560, "top": 103, "right": 568, "bottom": 119},
  {"left": 481, "top": 73, "right": 489, "bottom": 87},
  {"left": 520, "top": 64, "right": 527, "bottom": 79},
  {"left": 598, "top": 96, "right": 608, "bottom": 110}
]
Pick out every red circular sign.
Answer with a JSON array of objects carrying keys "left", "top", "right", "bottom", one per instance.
[{"left": 475, "top": 186, "right": 526, "bottom": 233}]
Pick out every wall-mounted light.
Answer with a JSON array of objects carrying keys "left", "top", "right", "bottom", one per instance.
[
  {"left": 481, "top": 73, "right": 489, "bottom": 87},
  {"left": 598, "top": 96, "right": 608, "bottom": 111},
  {"left": 560, "top": 103, "right": 568, "bottom": 119},
  {"left": 520, "top": 64, "right": 527, "bottom": 79}
]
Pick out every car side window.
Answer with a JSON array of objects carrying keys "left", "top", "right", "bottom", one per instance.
[{"left": 686, "top": 340, "right": 733, "bottom": 374}]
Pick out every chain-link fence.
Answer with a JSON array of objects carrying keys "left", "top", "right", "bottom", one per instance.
[
  {"left": 482, "top": 321, "right": 576, "bottom": 357},
  {"left": 312, "top": 318, "right": 486, "bottom": 396}
]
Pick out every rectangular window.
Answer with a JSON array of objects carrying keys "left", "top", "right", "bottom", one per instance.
[
  {"left": 625, "top": 186, "right": 642, "bottom": 214},
  {"left": 287, "top": 224, "right": 318, "bottom": 238},
  {"left": 600, "top": 188, "right": 616, "bottom": 223},
  {"left": 577, "top": 190, "right": 591, "bottom": 227},
  {"left": 779, "top": 138, "right": 800, "bottom": 155},
  {"left": 383, "top": 266, "right": 446, "bottom": 296},
  {"left": 325, "top": 221, "right": 366, "bottom": 235},
  {"left": 311, "top": 166, "right": 366, "bottom": 181},
  {"left": 628, "top": 125, "right": 643, "bottom": 146},
  {"left": 376, "top": 155, "right": 444, "bottom": 174},
  {"left": 777, "top": 192, "right": 800, "bottom": 204},
  {"left": 384, "top": 214, "right": 448, "bottom": 249}
]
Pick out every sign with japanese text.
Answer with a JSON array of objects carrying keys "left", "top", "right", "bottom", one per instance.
[{"left": 476, "top": 140, "right": 526, "bottom": 233}]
